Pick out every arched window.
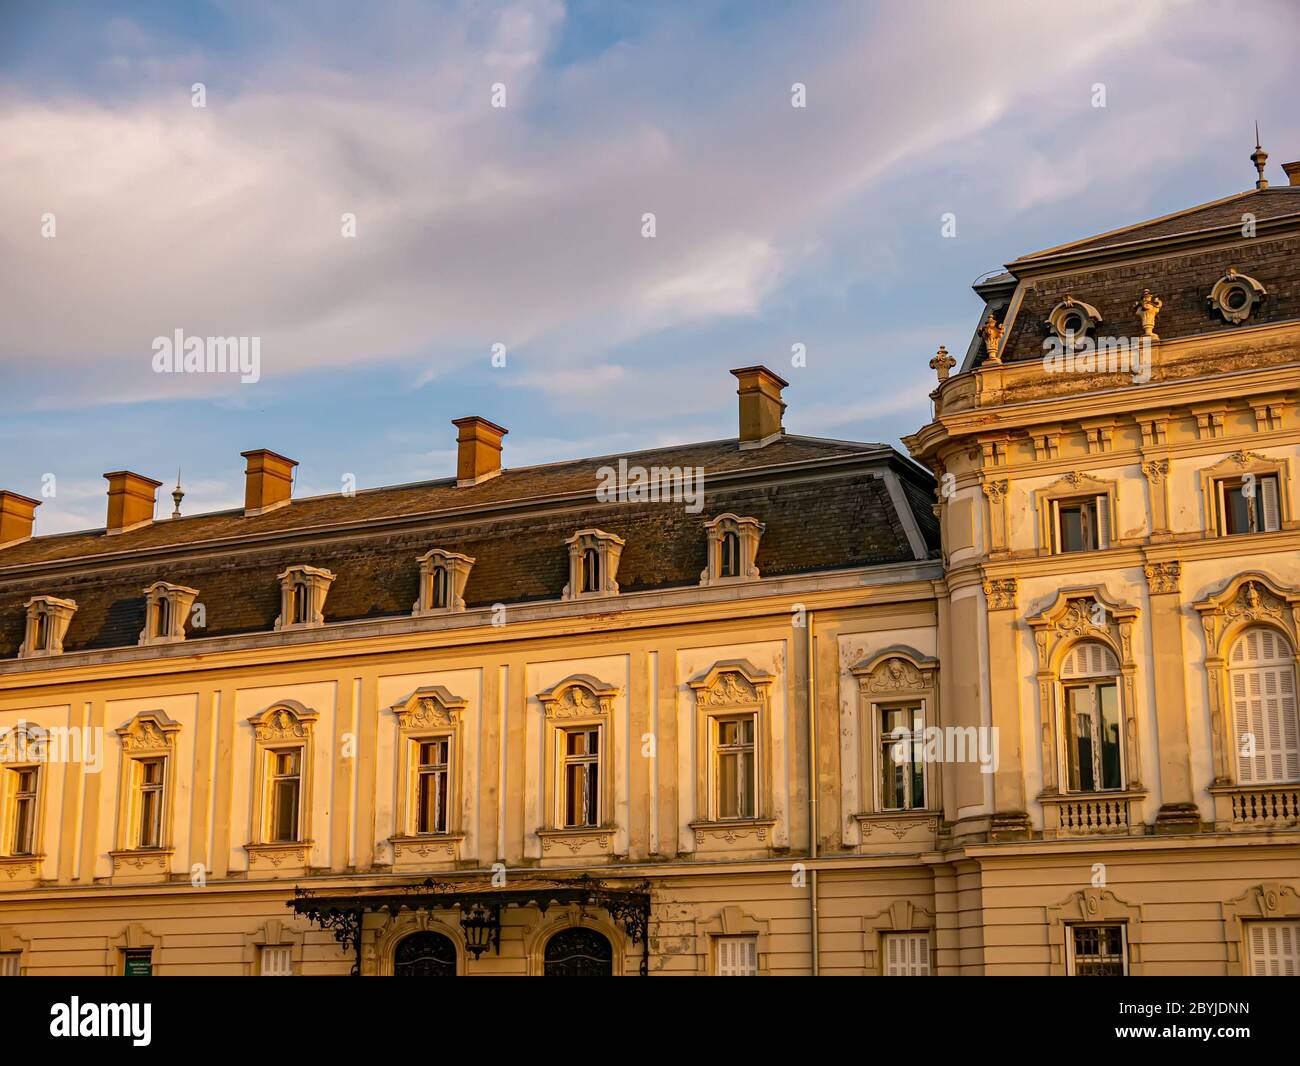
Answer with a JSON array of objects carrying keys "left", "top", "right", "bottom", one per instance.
[
  {"left": 430, "top": 565, "right": 449, "bottom": 610},
  {"left": 720, "top": 531, "right": 741, "bottom": 578},
  {"left": 292, "top": 582, "right": 309, "bottom": 625},
  {"left": 581, "top": 548, "right": 601, "bottom": 594},
  {"left": 393, "top": 932, "right": 457, "bottom": 976},
  {"left": 1060, "top": 642, "right": 1123, "bottom": 792},
  {"left": 543, "top": 927, "right": 612, "bottom": 977},
  {"left": 154, "top": 597, "right": 171, "bottom": 640},
  {"left": 1229, "top": 627, "right": 1299, "bottom": 784}
]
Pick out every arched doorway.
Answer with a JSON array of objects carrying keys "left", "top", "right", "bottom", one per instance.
[
  {"left": 543, "top": 927, "right": 613, "bottom": 976},
  {"left": 393, "top": 931, "right": 457, "bottom": 976}
]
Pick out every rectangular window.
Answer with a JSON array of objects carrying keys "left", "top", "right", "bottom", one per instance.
[
  {"left": 715, "top": 936, "right": 758, "bottom": 976},
  {"left": 291, "top": 582, "right": 309, "bottom": 624},
  {"left": 269, "top": 749, "right": 302, "bottom": 843},
  {"left": 0, "top": 953, "right": 20, "bottom": 977},
  {"left": 1064, "top": 682, "right": 1123, "bottom": 792},
  {"left": 154, "top": 598, "right": 171, "bottom": 639},
  {"left": 135, "top": 758, "right": 165, "bottom": 849},
  {"left": 1247, "top": 921, "right": 1300, "bottom": 976},
  {"left": 879, "top": 704, "right": 925, "bottom": 810},
  {"left": 1052, "top": 495, "right": 1109, "bottom": 553},
  {"left": 1219, "top": 475, "right": 1281, "bottom": 535},
  {"left": 33, "top": 613, "right": 49, "bottom": 652},
  {"left": 1068, "top": 924, "right": 1127, "bottom": 976},
  {"left": 561, "top": 728, "right": 599, "bottom": 827},
  {"left": 260, "top": 945, "right": 294, "bottom": 976},
  {"left": 8, "top": 767, "right": 38, "bottom": 856},
  {"left": 883, "top": 932, "right": 931, "bottom": 976},
  {"left": 714, "top": 715, "right": 756, "bottom": 820},
  {"left": 415, "top": 738, "right": 450, "bottom": 834},
  {"left": 122, "top": 949, "right": 153, "bottom": 976}
]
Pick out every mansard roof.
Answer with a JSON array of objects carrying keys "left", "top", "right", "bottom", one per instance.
[
  {"left": 961, "top": 181, "right": 1300, "bottom": 371},
  {"left": 0, "top": 435, "right": 937, "bottom": 658}
]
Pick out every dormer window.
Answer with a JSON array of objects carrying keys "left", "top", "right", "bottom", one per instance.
[
  {"left": 18, "top": 596, "right": 76, "bottom": 659},
  {"left": 138, "top": 582, "right": 199, "bottom": 647},
  {"left": 1208, "top": 268, "right": 1267, "bottom": 324},
  {"left": 275, "top": 565, "right": 335, "bottom": 631},
  {"left": 563, "top": 530, "right": 624, "bottom": 600},
  {"left": 413, "top": 549, "right": 474, "bottom": 615},
  {"left": 1045, "top": 296, "right": 1102, "bottom": 344},
  {"left": 700, "top": 514, "right": 764, "bottom": 586}
]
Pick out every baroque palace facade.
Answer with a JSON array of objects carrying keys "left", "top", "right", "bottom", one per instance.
[{"left": 1, "top": 156, "right": 1299, "bottom": 976}]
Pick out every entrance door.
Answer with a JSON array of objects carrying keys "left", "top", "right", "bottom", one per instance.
[
  {"left": 543, "top": 927, "right": 613, "bottom": 976},
  {"left": 393, "top": 932, "right": 457, "bottom": 976}
]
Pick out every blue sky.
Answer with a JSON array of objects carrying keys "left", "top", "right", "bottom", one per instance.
[{"left": 2, "top": 0, "right": 1298, "bottom": 533}]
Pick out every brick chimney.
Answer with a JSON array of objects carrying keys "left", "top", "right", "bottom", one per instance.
[
  {"left": 1283, "top": 161, "right": 1300, "bottom": 187},
  {"left": 241, "top": 449, "right": 298, "bottom": 516},
  {"left": 0, "top": 491, "right": 40, "bottom": 548},
  {"left": 104, "top": 471, "right": 162, "bottom": 535},
  {"left": 731, "top": 365, "right": 788, "bottom": 449},
  {"left": 452, "top": 417, "right": 508, "bottom": 486}
]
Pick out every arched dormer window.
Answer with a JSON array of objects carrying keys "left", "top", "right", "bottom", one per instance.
[
  {"left": 700, "top": 514, "right": 764, "bottom": 586},
  {"left": 138, "top": 581, "right": 199, "bottom": 647},
  {"left": 18, "top": 596, "right": 76, "bottom": 659},
  {"left": 274, "top": 565, "right": 335, "bottom": 631},
  {"left": 1229, "top": 627, "right": 1299, "bottom": 784},
  {"left": 563, "top": 530, "right": 624, "bottom": 600},
  {"left": 1060, "top": 642, "right": 1124, "bottom": 793},
  {"left": 413, "top": 549, "right": 474, "bottom": 616}
]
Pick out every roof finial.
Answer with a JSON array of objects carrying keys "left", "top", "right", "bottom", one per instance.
[
  {"left": 1251, "top": 123, "right": 1269, "bottom": 190},
  {"left": 171, "top": 468, "right": 185, "bottom": 519}
]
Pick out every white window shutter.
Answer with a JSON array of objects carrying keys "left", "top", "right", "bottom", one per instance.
[
  {"left": 1249, "top": 922, "right": 1300, "bottom": 976},
  {"left": 1095, "top": 495, "right": 1110, "bottom": 549},
  {"left": 1261, "top": 476, "right": 1281, "bottom": 532},
  {"left": 716, "top": 936, "right": 758, "bottom": 976},
  {"left": 0, "top": 953, "right": 19, "bottom": 977},
  {"left": 260, "top": 945, "right": 293, "bottom": 976},
  {"left": 883, "top": 932, "right": 930, "bottom": 976}
]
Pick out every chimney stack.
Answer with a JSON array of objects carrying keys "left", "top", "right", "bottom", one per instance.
[
  {"left": 241, "top": 449, "right": 298, "bottom": 516},
  {"left": 452, "top": 417, "right": 508, "bottom": 486},
  {"left": 104, "top": 471, "right": 162, "bottom": 535},
  {"left": 1283, "top": 161, "right": 1300, "bottom": 188},
  {"left": 731, "top": 365, "right": 788, "bottom": 449},
  {"left": 0, "top": 491, "right": 40, "bottom": 548}
]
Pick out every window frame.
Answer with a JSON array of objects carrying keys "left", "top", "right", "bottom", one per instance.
[
  {"left": 882, "top": 931, "right": 932, "bottom": 976},
  {"left": 873, "top": 700, "right": 928, "bottom": 813},
  {"left": 1200, "top": 453, "right": 1291, "bottom": 540},
  {"left": 1065, "top": 922, "right": 1128, "bottom": 976},
  {"left": 1034, "top": 474, "right": 1118, "bottom": 557},
  {"left": 537, "top": 676, "right": 619, "bottom": 841},
  {"left": 389, "top": 685, "right": 468, "bottom": 852},
  {"left": 558, "top": 725, "right": 602, "bottom": 828},
  {"left": 246, "top": 701, "right": 318, "bottom": 861},
  {"left": 713, "top": 934, "right": 759, "bottom": 976},
  {"left": 5, "top": 764, "right": 39, "bottom": 857},
  {"left": 709, "top": 711, "right": 758, "bottom": 822},
  {"left": 1227, "top": 625, "right": 1300, "bottom": 785}
]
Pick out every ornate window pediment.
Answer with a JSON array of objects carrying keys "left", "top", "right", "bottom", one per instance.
[
  {"left": 1222, "top": 883, "right": 1300, "bottom": 975},
  {"left": 138, "top": 581, "right": 199, "bottom": 647},
  {"left": 1028, "top": 588, "right": 1142, "bottom": 797},
  {"left": 1198, "top": 451, "right": 1289, "bottom": 538},
  {"left": 388, "top": 686, "right": 468, "bottom": 854},
  {"left": 687, "top": 660, "right": 776, "bottom": 843},
  {"left": 113, "top": 712, "right": 180, "bottom": 860},
  {"left": 562, "top": 529, "right": 624, "bottom": 599},
  {"left": 245, "top": 700, "right": 318, "bottom": 865},
  {"left": 535, "top": 676, "right": 621, "bottom": 848},
  {"left": 849, "top": 648, "right": 937, "bottom": 695},
  {"left": 413, "top": 549, "right": 474, "bottom": 615},
  {"left": 274, "top": 565, "right": 335, "bottom": 631},
  {"left": 1045, "top": 888, "right": 1143, "bottom": 976},
  {"left": 18, "top": 595, "right": 76, "bottom": 659},
  {"left": 699, "top": 514, "right": 764, "bottom": 586},
  {"left": 1034, "top": 471, "right": 1118, "bottom": 554},
  {"left": 1194, "top": 573, "right": 1300, "bottom": 786}
]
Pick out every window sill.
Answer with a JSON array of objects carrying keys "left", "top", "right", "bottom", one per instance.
[
  {"left": 853, "top": 810, "right": 941, "bottom": 850},
  {"left": 689, "top": 818, "right": 777, "bottom": 854},
  {"left": 244, "top": 841, "right": 313, "bottom": 874},
  {"left": 0, "top": 853, "right": 43, "bottom": 886},
  {"left": 536, "top": 825, "right": 616, "bottom": 861},
  {"left": 110, "top": 848, "right": 174, "bottom": 881},
  {"left": 1039, "top": 790, "right": 1147, "bottom": 838},
  {"left": 388, "top": 833, "right": 464, "bottom": 865},
  {"left": 1209, "top": 783, "right": 1300, "bottom": 832}
]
